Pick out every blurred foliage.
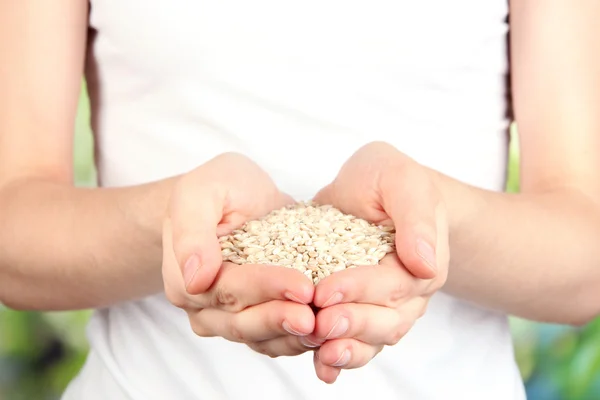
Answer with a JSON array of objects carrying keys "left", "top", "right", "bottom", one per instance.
[{"left": 1, "top": 87, "right": 599, "bottom": 400}]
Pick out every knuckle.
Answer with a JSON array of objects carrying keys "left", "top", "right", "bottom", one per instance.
[
  {"left": 385, "top": 327, "right": 405, "bottom": 346},
  {"left": 248, "top": 342, "right": 279, "bottom": 358},
  {"left": 385, "top": 279, "right": 413, "bottom": 308},
  {"left": 385, "top": 320, "right": 411, "bottom": 346},
  {"left": 228, "top": 316, "right": 246, "bottom": 343},
  {"left": 385, "top": 285, "right": 405, "bottom": 308},
  {"left": 211, "top": 286, "right": 242, "bottom": 312},
  {"left": 189, "top": 316, "right": 211, "bottom": 338}
]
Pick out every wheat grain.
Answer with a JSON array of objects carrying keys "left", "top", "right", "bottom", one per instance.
[{"left": 219, "top": 201, "right": 395, "bottom": 284}]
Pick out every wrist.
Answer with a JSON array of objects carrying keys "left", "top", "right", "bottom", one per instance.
[
  {"left": 126, "top": 176, "right": 180, "bottom": 252},
  {"left": 422, "top": 165, "right": 485, "bottom": 241}
]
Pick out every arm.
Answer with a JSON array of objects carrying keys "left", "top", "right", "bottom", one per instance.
[
  {"left": 437, "top": 0, "right": 600, "bottom": 326},
  {"left": 0, "top": 2, "right": 176, "bottom": 311}
]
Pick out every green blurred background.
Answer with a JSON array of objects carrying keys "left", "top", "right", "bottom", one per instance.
[{"left": 1, "top": 85, "right": 599, "bottom": 400}]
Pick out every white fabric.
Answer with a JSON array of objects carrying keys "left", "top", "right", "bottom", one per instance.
[{"left": 63, "top": 1, "right": 526, "bottom": 399}]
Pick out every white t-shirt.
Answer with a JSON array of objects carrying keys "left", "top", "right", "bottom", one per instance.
[{"left": 63, "top": 1, "right": 526, "bottom": 399}]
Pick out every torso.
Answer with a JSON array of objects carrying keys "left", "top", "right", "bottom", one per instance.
[{"left": 63, "top": 1, "right": 525, "bottom": 399}]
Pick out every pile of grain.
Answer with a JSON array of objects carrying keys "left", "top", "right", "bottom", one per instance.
[{"left": 219, "top": 201, "right": 395, "bottom": 284}]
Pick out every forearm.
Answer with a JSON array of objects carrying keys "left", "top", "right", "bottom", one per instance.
[
  {"left": 0, "top": 176, "right": 177, "bottom": 311},
  {"left": 433, "top": 170, "right": 600, "bottom": 326}
]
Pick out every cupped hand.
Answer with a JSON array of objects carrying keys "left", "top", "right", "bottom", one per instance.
[
  {"left": 308, "top": 141, "right": 450, "bottom": 383},
  {"left": 301, "top": 254, "right": 442, "bottom": 383},
  {"left": 162, "top": 152, "right": 316, "bottom": 357}
]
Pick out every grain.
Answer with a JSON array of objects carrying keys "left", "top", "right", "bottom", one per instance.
[{"left": 219, "top": 201, "right": 395, "bottom": 284}]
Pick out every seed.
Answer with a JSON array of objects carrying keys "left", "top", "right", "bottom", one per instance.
[
  {"left": 243, "top": 246, "right": 262, "bottom": 255},
  {"left": 219, "top": 201, "right": 396, "bottom": 284}
]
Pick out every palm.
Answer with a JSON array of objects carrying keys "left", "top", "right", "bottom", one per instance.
[
  {"left": 213, "top": 159, "right": 294, "bottom": 236},
  {"left": 314, "top": 142, "right": 403, "bottom": 225}
]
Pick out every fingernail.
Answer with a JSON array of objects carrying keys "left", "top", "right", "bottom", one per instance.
[
  {"left": 282, "top": 320, "right": 306, "bottom": 336},
  {"left": 416, "top": 239, "right": 437, "bottom": 271},
  {"left": 332, "top": 350, "right": 351, "bottom": 367},
  {"left": 325, "top": 316, "right": 349, "bottom": 339},
  {"left": 183, "top": 254, "right": 201, "bottom": 289},
  {"left": 284, "top": 292, "right": 307, "bottom": 304},
  {"left": 321, "top": 292, "right": 343, "bottom": 308},
  {"left": 300, "top": 336, "right": 323, "bottom": 348}
]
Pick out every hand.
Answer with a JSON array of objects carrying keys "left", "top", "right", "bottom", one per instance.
[
  {"left": 162, "top": 153, "right": 316, "bottom": 357},
  {"left": 307, "top": 141, "right": 450, "bottom": 383}
]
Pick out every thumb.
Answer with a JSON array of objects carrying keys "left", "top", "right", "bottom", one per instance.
[
  {"left": 382, "top": 169, "right": 447, "bottom": 280},
  {"left": 170, "top": 184, "right": 224, "bottom": 295},
  {"left": 313, "top": 183, "right": 336, "bottom": 206}
]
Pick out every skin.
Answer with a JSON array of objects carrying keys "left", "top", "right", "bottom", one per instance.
[
  {"left": 308, "top": 143, "right": 450, "bottom": 383},
  {"left": 0, "top": 0, "right": 599, "bottom": 386},
  {"left": 162, "top": 153, "right": 317, "bottom": 357}
]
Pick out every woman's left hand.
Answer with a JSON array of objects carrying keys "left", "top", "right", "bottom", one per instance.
[{"left": 305, "top": 141, "right": 450, "bottom": 384}]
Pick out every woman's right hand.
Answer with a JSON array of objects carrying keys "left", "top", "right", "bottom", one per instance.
[{"left": 162, "top": 153, "right": 316, "bottom": 357}]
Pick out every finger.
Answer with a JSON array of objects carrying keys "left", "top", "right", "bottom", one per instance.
[
  {"left": 317, "top": 338, "right": 383, "bottom": 370},
  {"left": 380, "top": 163, "right": 448, "bottom": 280},
  {"left": 246, "top": 335, "right": 313, "bottom": 358},
  {"left": 309, "top": 301, "right": 422, "bottom": 346},
  {"left": 313, "top": 351, "right": 342, "bottom": 384},
  {"left": 170, "top": 172, "right": 224, "bottom": 295},
  {"left": 188, "top": 300, "right": 315, "bottom": 343},
  {"left": 194, "top": 262, "right": 315, "bottom": 312},
  {"left": 313, "top": 254, "right": 414, "bottom": 309}
]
